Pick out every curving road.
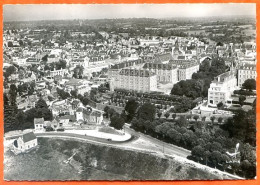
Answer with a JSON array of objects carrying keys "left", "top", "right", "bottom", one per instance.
[
  {"left": 4, "top": 128, "right": 241, "bottom": 180},
  {"left": 124, "top": 126, "right": 191, "bottom": 158},
  {"left": 5, "top": 127, "right": 190, "bottom": 158}
]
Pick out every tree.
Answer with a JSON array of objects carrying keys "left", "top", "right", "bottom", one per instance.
[
  {"left": 199, "top": 59, "right": 211, "bottom": 72},
  {"left": 193, "top": 115, "right": 199, "bottom": 122},
  {"left": 70, "top": 90, "right": 78, "bottom": 98},
  {"left": 183, "top": 130, "right": 197, "bottom": 149},
  {"left": 164, "top": 112, "right": 170, "bottom": 119},
  {"left": 57, "top": 88, "right": 70, "bottom": 100},
  {"left": 217, "top": 102, "right": 224, "bottom": 109},
  {"left": 186, "top": 114, "right": 192, "bottom": 120},
  {"left": 216, "top": 42, "right": 223, "bottom": 46},
  {"left": 167, "top": 128, "right": 182, "bottom": 144},
  {"left": 108, "top": 108, "right": 116, "bottom": 119},
  {"left": 73, "top": 65, "right": 84, "bottom": 78},
  {"left": 81, "top": 97, "right": 89, "bottom": 106},
  {"left": 176, "top": 115, "right": 188, "bottom": 127},
  {"left": 242, "top": 79, "right": 256, "bottom": 91},
  {"left": 48, "top": 96, "right": 54, "bottom": 101},
  {"left": 28, "top": 82, "right": 36, "bottom": 95},
  {"left": 210, "top": 151, "right": 222, "bottom": 168},
  {"left": 104, "top": 106, "right": 110, "bottom": 118},
  {"left": 191, "top": 145, "right": 204, "bottom": 162},
  {"left": 171, "top": 113, "right": 176, "bottom": 120},
  {"left": 239, "top": 95, "right": 246, "bottom": 106},
  {"left": 217, "top": 117, "right": 223, "bottom": 124},
  {"left": 4, "top": 93, "right": 9, "bottom": 105},
  {"left": 221, "top": 109, "right": 255, "bottom": 144},
  {"left": 204, "top": 150, "right": 211, "bottom": 165},
  {"left": 125, "top": 98, "right": 139, "bottom": 122},
  {"left": 35, "top": 98, "right": 48, "bottom": 109},
  {"left": 15, "top": 110, "right": 25, "bottom": 130},
  {"left": 210, "top": 116, "right": 215, "bottom": 124},
  {"left": 110, "top": 114, "right": 125, "bottom": 130},
  {"left": 9, "top": 84, "right": 17, "bottom": 106},
  {"left": 4, "top": 66, "right": 16, "bottom": 79},
  {"left": 89, "top": 89, "right": 98, "bottom": 101},
  {"left": 137, "top": 103, "right": 156, "bottom": 121},
  {"left": 42, "top": 55, "right": 48, "bottom": 62},
  {"left": 155, "top": 122, "right": 173, "bottom": 136},
  {"left": 7, "top": 41, "right": 13, "bottom": 47},
  {"left": 56, "top": 60, "right": 66, "bottom": 69},
  {"left": 157, "top": 111, "right": 162, "bottom": 118}
]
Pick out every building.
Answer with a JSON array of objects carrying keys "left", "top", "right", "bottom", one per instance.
[
  {"left": 13, "top": 132, "right": 38, "bottom": 153},
  {"left": 112, "top": 68, "right": 157, "bottom": 92},
  {"left": 237, "top": 63, "right": 256, "bottom": 87},
  {"left": 64, "top": 79, "right": 91, "bottom": 95},
  {"left": 154, "top": 53, "right": 173, "bottom": 64},
  {"left": 34, "top": 118, "right": 44, "bottom": 132},
  {"left": 76, "top": 107, "right": 103, "bottom": 125},
  {"left": 208, "top": 71, "right": 237, "bottom": 107},
  {"left": 13, "top": 57, "right": 27, "bottom": 66},
  {"left": 108, "top": 59, "right": 144, "bottom": 80},
  {"left": 26, "top": 58, "right": 40, "bottom": 65},
  {"left": 143, "top": 63, "right": 178, "bottom": 84},
  {"left": 70, "top": 56, "right": 89, "bottom": 69},
  {"left": 49, "top": 68, "right": 68, "bottom": 77},
  {"left": 47, "top": 54, "right": 60, "bottom": 63},
  {"left": 139, "top": 39, "right": 160, "bottom": 46},
  {"left": 169, "top": 60, "right": 200, "bottom": 81}
]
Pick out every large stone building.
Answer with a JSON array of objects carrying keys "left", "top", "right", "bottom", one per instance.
[
  {"left": 108, "top": 59, "right": 144, "bottom": 80},
  {"left": 143, "top": 63, "right": 178, "bottom": 84},
  {"left": 208, "top": 71, "right": 237, "bottom": 107},
  {"left": 237, "top": 63, "right": 256, "bottom": 87},
  {"left": 111, "top": 68, "right": 157, "bottom": 92},
  {"left": 169, "top": 60, "right": 200, "bottom": 81}
]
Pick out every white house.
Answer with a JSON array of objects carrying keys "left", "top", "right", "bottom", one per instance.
[
  {"left": 34, "top": 118, "right": 44, "bottom": 132},
  {"left": 13, "top": 132, "right": 38, "bottom": 153},
  {"left": 208, "top": 71, "right": 237, "bottom": 107},
  {"left": 76, "top": 107, "right": 103, "bottom": 125}
]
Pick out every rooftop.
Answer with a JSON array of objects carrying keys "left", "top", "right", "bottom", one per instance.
[
  {"left": 22, "top": 132, "right": 37, "bottom": 143},
  {"left": 119, "top": 68, "right": 156, "bottom": 77},
  {"left": 143, "top": 63, "right": 177, "bottom": 70}
]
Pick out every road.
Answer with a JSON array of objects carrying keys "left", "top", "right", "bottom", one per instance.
[
  {"left": 124, "top": 125, "right": 191, "bottom": 158},
  {"left": 5, "top": 127, "right": 190, "bottom": 158},
  {"left": 4, "top": 128, "right": 241, "bottom": 180}
]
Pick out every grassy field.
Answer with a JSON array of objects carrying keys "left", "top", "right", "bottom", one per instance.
[{"left": 4, "top": 137, "right": 232, "bottom": 180}]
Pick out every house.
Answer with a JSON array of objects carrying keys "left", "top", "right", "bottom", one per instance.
[
  {"left": 71, "top": 99, "right": 81, "bottom": 110},
  {"left": 64, "top": 79, "right": 91, "bottom": 95},
  {"left": 13, "top": 132, "right": 38, "bottom": 153},
  {"left": 75, "top": 107, "right": 103, "bottom": 125},
  {"left": 27, "top": 95, "right": 38, "bottom": 109},
  {"left": 208, "top": 71, "right": 237, "bottom": 107},
  {"left": 34, "top": 118, "right": 44, "bottom": 132}
]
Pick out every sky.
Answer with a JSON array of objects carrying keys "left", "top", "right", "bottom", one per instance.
[{"left": 3, "top": 3, "right": 256, "bottom": 22}]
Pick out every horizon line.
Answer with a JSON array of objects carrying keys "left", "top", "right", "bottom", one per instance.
[{"left": 3, "top": 14, "right": 256, "bottom": 23}]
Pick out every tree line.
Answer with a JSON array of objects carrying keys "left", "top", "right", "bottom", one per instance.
[{"left": 105, "top": 97, "right": 256, "bottom": 178}]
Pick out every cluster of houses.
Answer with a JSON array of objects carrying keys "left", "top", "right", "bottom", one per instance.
[
  {"left": 13, "top": 105, "right": 104, "bottom": 154},
  {"left": 4, "top": 24, "right": 256, "bottom": 154}
]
